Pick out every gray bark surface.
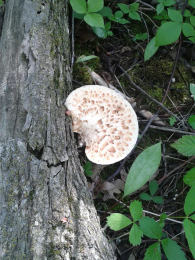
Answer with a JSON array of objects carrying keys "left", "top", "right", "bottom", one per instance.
[{"left": 0, "top": 1, "right": 116, "bottom": 259}]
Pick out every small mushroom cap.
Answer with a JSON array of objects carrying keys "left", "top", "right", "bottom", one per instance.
[{"left": 65, "top": 85, "right": 138, "bottom": 165}]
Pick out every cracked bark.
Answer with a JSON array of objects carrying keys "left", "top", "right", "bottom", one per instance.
[{"left": 0, "top": 1, "right": 116, "bottom": 259}]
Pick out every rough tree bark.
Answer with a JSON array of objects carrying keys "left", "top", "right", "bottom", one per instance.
[{"left": 0, "top": 1, "right": 116, "bottom": 259}]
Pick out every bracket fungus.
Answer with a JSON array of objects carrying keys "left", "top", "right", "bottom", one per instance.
[{"left": 65, "top": 85, "right": 138, "bottom": 165}]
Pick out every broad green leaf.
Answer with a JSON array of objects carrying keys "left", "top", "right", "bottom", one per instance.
[
  {"left": 92, "top": 27, "right": 107, "bottom": 38},
  {"left": 163, "top": 0, "right": 176, "bottom": 6},
  {"left": 117, "top": 3, "right": 129, "bottom": 14},
  {"left": 107, "top": 213, "right": 132, "bottom": 231},
  {"left": 188, "top": 115, "right": 195, "bottom": 129},
  {"left": 129, "top": 200, "right": 143, "bottom": 221},
  {"left": 183, "top": 219, "right": 195, "bottom": 258},
  {"left": 190, "top": 16, "right": 195, "bottom": 27},
  {"left": 76, "top": 55, "right": 98, "bottom": 64},
  {"left": 162, "top": 238, "right": 187, "bottom": 260},
  {"left": 190, "top": 83, "right": 195, "bottom": 100},
  {"left": 87, "top": 0, "right": 103, "bottom": 12},
  {"left": 182, "top": 23, "right": 195, "bottom": 37},
  {"left": 168, "top": 8, "right": 183, "bottom": 22},
  {"left": 149, "top": 180, "right": 158, "bottom": 196},
  {"left": 144, "top": 37, "right": 159, "bottom": 61},
  {"left": 116, "top": 18, "right": 129, "bottom": 25},
  {"left": 152, "top": 196, "right": 164, "bottom": 204},
  {"left": 139, "top": 216, "right": 162, "bottom": 239},
  {"left": 144, "top": 242, "right": 161, "bottom": 260},
  {"left": 183, "top": 10, "right": 191, "bottom": 17},
  {"left": 99, "top": 7, "right": 112, "bottom": 18},
  {"left": 70, "top": 0, "right": 87, "bottom": 14},
  {"left": 0, "top": 0, "right": 3, "bottom": 6},
  {"left": 139, "top": 192, "right": 152, "bottom": 201},
  {"left": 156, "top": 22, "right": 181, "bottom": 46},
  {"left": 184, "top": 166, "right": 195, "bottom": 186},
  {"left": 171, "top": 135, "right": 195, "bottom": 156},
  {"left": 129, "top": 223, "right": 143, "bottom": 246},
  {"left": 129, "top": 11, "right": 141, "bottom": 21},
  {"left": 189, "top": 0, "right": 195, "bottom": 8},
  {"left": 169, "top": 116, "right": 176, "bottom": 126},
  {"left": 84, "top": 13, "right": 104, "bottom": 28},
  {"left": 124, "top": 143, "right": 161, "bottom": 197},
  {"left": 129, "top": 2, "right": 139, "bottom": 11},
  {"left": 184, "top": 186, "right": 195, "bottom": 216},
  {"left": 156, "top": 3, "right": 164, "bottom": 15}
]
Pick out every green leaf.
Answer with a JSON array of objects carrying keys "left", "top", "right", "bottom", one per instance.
[
  {"left": 84, "top": 13, "right": 104, "bottom": 28},
  {"left": 152, "top": 196, "right": 164, "bottom": 204},
  {"left": 124, "top": 143, "right": 161, "bottom": 197},
  {"left": 163, "top": 0, "right": 176, "bottom": 6},
  {"left": 183, "top": 168, "right": 195, "bottom": 187},
  {"left": 189, "top": 36, "right": 195, "bottom": 42},
  {"left": 139, "top": 192, "right": 152, "bottom": 201},
  {"left": 70, "top": 0, "right": 87, "bottom": 14},
  {"left": 129, "top": 223, "right": 143, "bottom": 246},
  {"left": 182, "top": 23, "right": 195, "bottom": 37},
  {"left": 87, "top": 0, "right": 103, "bottom": 12},
  {"left": 117, "top": 3, "right": 129, "bottom": 14},
  {"left": 171, "top": 135, "right": 195, "bottom": 156},
  {"left": 144, "top": 37, "right": 159, "bottom": 61},
  {"left": 0, "top": 0, "right": 3, "bottom": 6},
  {"left": 190, "top": 83, "right": 195, "bottom": 101},
  {"left": 114, "top": 11, "right": 123, "bottom": 19},
  {"left": 190, "top": 16, "right": 195, "bottom": 27},
  {"left": 92, "top": 27, "right": 107, "bottom": 38},
  {"left": 183, "top": 219, "right": 195, "bottom": 258},
  {"left": 156, "top": 22, "right": 181, "bottom": 46},
  {"left": 139, "top": 216, "right": 162, "bottom": 239},
  {"left": 129, "top": 11, "right": 141, "bottom": 21},
  {"left": 188, "top": 115, "right": 195, "bottom": 129},
  {"left": 149, "top": 180, "right": 158, "bottom": 196},
  {"left": 168, "top": 8, "right": 183, "bottom": 22},
  {"left": 156, "top": 3, "right": 164, "bottom": 15},
  {"left": 183, "top": 10, "right": 191, "bottom": 17},
  {"left": 162, "top": 238, "right": 187, "bottom": 260},
  {"left": 159, "top": 213, "right": 167, "bottom": 228},
  {"left": 144, "top": 242, "right": 161, "bottom": 260},
  {"left": 76, "top": 55, "right": 98, "bottom": 64},
  {"left": 184, "top": 186, "right": 195, "bottom": 216},
  {"left": 129, "top": 200, "right": 143, "bottom": 222},
  {"left": 129, "top": 2, "right": 140, "bottom": 11},
  {"left": 99, "top": 7, "right": 112, "bottom": 18},
  {"left": 190, "top": 213, "right": 195, "bottom": 220},
  {"left": 134, "top": 32, "right": 148, "bottom": 41},
  {"left": 169, "top": 116, "right": 177, "bottom": 126},
  {"left": 107, "top": 213, "right": 132, "bottom": 231},
  {"left": 189, "top": 0, "right": 195, "bottom": 8},
  {"left": 83, "top": 160, "right": 94, "bottom": 176}
]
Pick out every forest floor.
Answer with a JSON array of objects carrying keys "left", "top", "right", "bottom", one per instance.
[{"left": 72, "top": 6, "right": 195, "bottom": 260}]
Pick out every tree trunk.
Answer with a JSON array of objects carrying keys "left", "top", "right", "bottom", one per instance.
[{"left": 0, "top": 1, "right": 116, "bottom": 259}]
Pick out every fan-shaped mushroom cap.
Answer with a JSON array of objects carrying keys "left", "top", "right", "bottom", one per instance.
[{"left": 65, "top": 85, "right": 138, "bottom": 165}]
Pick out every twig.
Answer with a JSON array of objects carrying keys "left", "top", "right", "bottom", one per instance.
[
  {"left": 144, "top": 124, "right": 195, "bottom": 135},
  {"left": 158, "top": 156, "right": 195, "bottom": 184},
  {"left": 143, "top": 210, "right": 183, "bottom": 224}
]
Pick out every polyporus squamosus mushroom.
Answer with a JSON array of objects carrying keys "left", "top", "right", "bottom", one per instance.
[{"left": 65, "top": 85, "right": 138, "bottom": 165}]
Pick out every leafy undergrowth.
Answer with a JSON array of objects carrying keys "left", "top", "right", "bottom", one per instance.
[{"left": 71, "top": 1, "right": 195, "bottom": 259}]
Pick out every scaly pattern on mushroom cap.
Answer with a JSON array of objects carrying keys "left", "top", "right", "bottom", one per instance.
[{"left": 65, "top": 85, "right": 139, "bottom": 165}]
